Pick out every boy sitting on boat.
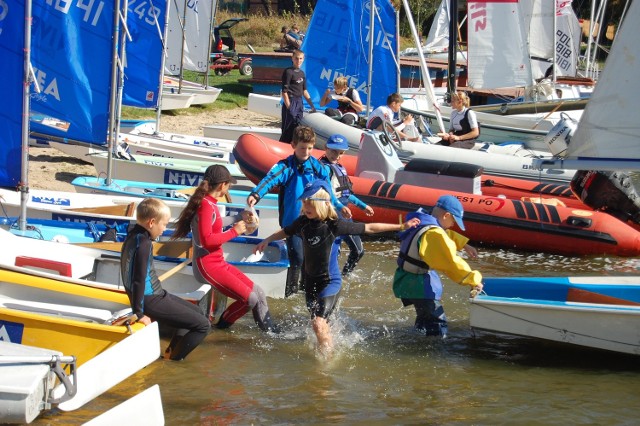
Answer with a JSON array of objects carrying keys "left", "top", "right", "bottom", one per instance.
[
  {"left": 121, "top": 198, "right": 210, "bottom": 361},
  {"left": 320, "top": 76, "right": 365, "bottom": 126},
  {"left": 367, "top": 93, "right": 420, "bottom": 142}
]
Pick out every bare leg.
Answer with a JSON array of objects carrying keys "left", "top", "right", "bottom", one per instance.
[{"left": 312, "top": 317, "right": 333, "bottom": 355}]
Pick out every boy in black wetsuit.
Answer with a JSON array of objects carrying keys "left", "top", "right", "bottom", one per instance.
[
  {"left": 121, "top": 198, "right": 210, "bottom": 361},
  {"left": 280, "top": 49, "right": 316, "bottom": 143},
  {"left": 255, "top": 180, "right": 419, "bottom": 356}
]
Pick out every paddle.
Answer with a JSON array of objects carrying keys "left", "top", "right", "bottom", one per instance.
[
  {"left": 157, "top": 258, "right": 191, "bottom": 282},
  {"left": 83, "top": 385, "right": 164, "bottom": 425},
  {"left": 51, "top": 321, "right": 160, "bottom": 411}
]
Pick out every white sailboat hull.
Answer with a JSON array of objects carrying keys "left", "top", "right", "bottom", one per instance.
[{"left": 203, "top": 124, "right": 281, "bottom": 141}]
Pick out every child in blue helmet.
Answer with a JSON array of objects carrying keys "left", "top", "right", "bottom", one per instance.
[
  {"left": 319, "top": 134, "right": 374, "bottom": 275},
  {"left": 256, "top": 179, "right": 420, "bottom": 355},
  {"left": 394, "top": 195, "right": 483, "bottom": 338}
]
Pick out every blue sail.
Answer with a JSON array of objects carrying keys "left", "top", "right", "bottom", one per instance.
[
  {"left": 0, "top": 0, "right": 25, "bottom": 187},
  {"left": 122, "top": 0, "right": 166, "bottom": 108},
  {"left": 302, "top": 0, "right": 398, "bottom": 110},
  {"left": 29, "top": 0, "right": 115, "bottom": 145}
]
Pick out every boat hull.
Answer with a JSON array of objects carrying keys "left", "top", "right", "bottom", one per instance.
[
  {"left": 470, "top": 277, "right": 640, "bottom": 355},
  {"left": 0, "top": 269, "right": 144, "bottom": 366}
]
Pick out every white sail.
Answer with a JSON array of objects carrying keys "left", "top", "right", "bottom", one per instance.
[
  {"left": 165, "top": 0, "right": 216, "bottom": 75},
  {"left": 424, "top": 0, "right": 450, "bottom": 52},
  {"left": 525, "top": 0, "right": 581, "bottom": 79},
  {"left": 536, "top": 0, "right": 640, "bottom": 170},
  {"left": 466, "top": 0, "right": 532, "bottom": 89}
]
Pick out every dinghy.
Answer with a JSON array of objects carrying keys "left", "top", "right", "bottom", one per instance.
[
  {"left": 301, "top": 112, "right": 575, "bottom": 183},
  {"left": 0, "top": 266, "right": 147, "bottom": 366},
  {"left": 233, "top": 131, "right": 640, "bottom": 256},
  {"left": 470, "top": 277, "right": 640, "bottom": 355}
]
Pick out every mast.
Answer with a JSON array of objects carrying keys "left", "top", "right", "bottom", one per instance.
[
  {"left": 401, "top": 0, "right": 445, "bottom": 131},
  {"left": 105, "top": 0, "right": 123, "bottom": 186},
  {"left": 204, "top": 0, "right": 217, "bottom": 87},
  {"left": 155, "top": 0, "right": 172, "bottom": 132},
  {"left": 19, "top": 0, "right": 33, "bottom": 231},
  {"left": 447, "top": 0, "right": 458, "bottom": 96},
  {"left": 178, "top": 0, "right": 187, "bottom": 92},
  {"left": 365, "top": 0, "right": 375, "bottom": 115}
]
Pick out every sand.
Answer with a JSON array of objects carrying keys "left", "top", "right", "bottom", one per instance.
[{"left": 27, "top": 108, "right": 279, "bottom": 192}]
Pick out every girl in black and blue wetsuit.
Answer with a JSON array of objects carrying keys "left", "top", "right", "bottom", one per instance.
[{"left": 255, "top": 180, "right": 419, "bottom": 355}]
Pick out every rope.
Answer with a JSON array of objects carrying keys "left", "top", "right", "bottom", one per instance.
[{"left": 473, "top": 303, "right": 639, "bottom": 348}]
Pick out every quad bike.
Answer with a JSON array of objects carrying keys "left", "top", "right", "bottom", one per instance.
[{"left": 210, "top": 18, "right": 253, "bottom": 76}]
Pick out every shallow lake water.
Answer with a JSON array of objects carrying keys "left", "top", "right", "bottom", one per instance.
[{"left": 35, "top": 238, "right": 640, "bottom": 425}]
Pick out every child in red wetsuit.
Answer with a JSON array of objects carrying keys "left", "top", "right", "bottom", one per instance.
[{"left": 172, "top": 165, "right": 278, "bottom": 332}]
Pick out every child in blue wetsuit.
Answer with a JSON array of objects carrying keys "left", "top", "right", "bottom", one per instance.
[
  {"left": 256, "top": 180, "right": 420, "bottom": 355},
  {"left": 121, "top": 198, "right": 210, "bottom": 360},
  {"left": 247, "top": 126, "right": 350, "bottom": 297}
]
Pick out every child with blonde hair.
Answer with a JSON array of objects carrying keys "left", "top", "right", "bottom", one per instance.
[
  {"left": 320, "top": 76, "right": 364, "bottom": 125},
  {"left": 121, "top": 198, "right": 210, "bottom": 360},
  {"left": 256, "top": 180, "right": 419, "bottom": 356}
]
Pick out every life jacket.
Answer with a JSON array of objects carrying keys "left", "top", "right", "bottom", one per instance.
[
  {"left": 337, "top": 88, "right": 357, "bottom": 115},
  {"left": 453, "top": 108, "right": 480, "bottom": 138},
  {"left": 397, "top": 210, "right": 440, "bottom": 274},
  {"left": 321, "top": 157, "right": 353, "bottom": 202}
]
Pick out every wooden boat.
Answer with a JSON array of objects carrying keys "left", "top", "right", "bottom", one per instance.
[
  {"left": 0, "top": 266, "right": 146, "bottom": 366},
  {"left": 232, "top": 132, "right": 640, "bottom": 256},
  {"left": 69, "top": 178, "right": 281, "bottom": 238},
  {"left": 469, "top": 277, "right": 640, "bottom": 355},
  {"left": 300, "top": 112, "right": 575, "bottom": 183}
]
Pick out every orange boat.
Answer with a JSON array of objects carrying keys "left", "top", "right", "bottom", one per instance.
[{"left": 233, "top": 132, "right": 640, "bottom": 256}]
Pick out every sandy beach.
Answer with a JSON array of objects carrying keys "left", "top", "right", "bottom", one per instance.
[{"left": 27, "top": 108, "right": 279, "bottom": 192}]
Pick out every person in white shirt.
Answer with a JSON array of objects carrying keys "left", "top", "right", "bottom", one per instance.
[{"left": 366, "top": 93, "right": 419, "bottom": 142}]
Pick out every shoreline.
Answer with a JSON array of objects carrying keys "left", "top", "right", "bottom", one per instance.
[{"left": 27, "top": 107, "right": 279, "bottom": 192}]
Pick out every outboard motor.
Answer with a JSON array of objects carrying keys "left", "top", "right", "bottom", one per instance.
[
  {"left": 571, "top": 170, "right": 640, "bottom": 225},
  {"left": 543, "top": 113, "right": 578, "bottom": 157}
]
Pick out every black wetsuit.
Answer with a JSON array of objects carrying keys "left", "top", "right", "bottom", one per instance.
[
  {"left": 121, "top": 224, "right": 210, "bottom": 360},
  {"left": 284, "top": 216, "right": 365, "bottom": 318},
  {"left": 280, "top": 66, "right": 307, "bottom": 143}
]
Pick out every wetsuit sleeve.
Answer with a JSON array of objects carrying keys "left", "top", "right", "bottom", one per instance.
[
  {"left": 251, "top": 160, "right": 289, "bottom": 201},
  {"left": 420, "top": 229, "right": 482, "bottom": 287},
  {"left": 198, "top": 198, "right": 238, "bottom": 248},
  {"left": 334, "top": 219, "right": 366, "bottom": 236},
  {"left": 131, "top": 238, "right": 152, "bottom": 318}
]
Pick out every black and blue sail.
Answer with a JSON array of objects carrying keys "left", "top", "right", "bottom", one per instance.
[
  {"left": 122, "top": 0, "right": 166, "bottom": 108},
  {"left": 0, "top": 0, "right": 25, "bottom": 187},
  {"left": 29, "top": 0, "right": 116, "bottom": 145},
  {"left": 302, "top": 0, "right": 398, "bottom": 111}
]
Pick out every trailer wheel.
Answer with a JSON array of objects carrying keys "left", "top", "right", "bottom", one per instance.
[{"left": 239, "top": 59, "right": 253, "bottom": 76}]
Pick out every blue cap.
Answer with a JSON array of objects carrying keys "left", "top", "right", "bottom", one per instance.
[
  {"left": 298, "top": 179, "right": 331, "bottom": 200},
  {"left": 325, "top": 134, "right": 349, "bottom": 150},
  {"left": 435, "top": 195, "right": 465, "bottom": 230}
]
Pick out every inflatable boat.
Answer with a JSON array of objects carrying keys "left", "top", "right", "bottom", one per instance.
[{"left": 233, "top": 131, "right": 640, "bottom": 256}]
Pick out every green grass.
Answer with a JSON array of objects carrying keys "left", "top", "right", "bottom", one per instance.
[{"left": 120, "top": 69, "right": 250, "bottom": 120}]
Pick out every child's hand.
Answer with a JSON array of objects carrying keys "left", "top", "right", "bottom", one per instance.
[
  {"left": 463, "top": 244, "right": 478, "bottom": 259},
  {"left": 404, "top": 217, "right": 420, "bottom": 230},
  {"left": 341, "top": 206, "right": 352, "bottom": 219},
  {"left": 470, "top": 283, "right": 483, "bottom": 298},
  {"left": 233, "top": 220, "right": 247, "bottom": 235},
  {"left": 247, "top": 194, "right": 258, "bottom": 207},
  {"left": 364, "top": 205, "right": 374, "bottom": 216},
  {"left": 254, "top": 241, "right": 267, "bottom": 254}
]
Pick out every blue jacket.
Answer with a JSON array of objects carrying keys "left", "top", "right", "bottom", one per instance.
[{"left": 250, "top": 155, "right": 344, "bottom": 227}]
